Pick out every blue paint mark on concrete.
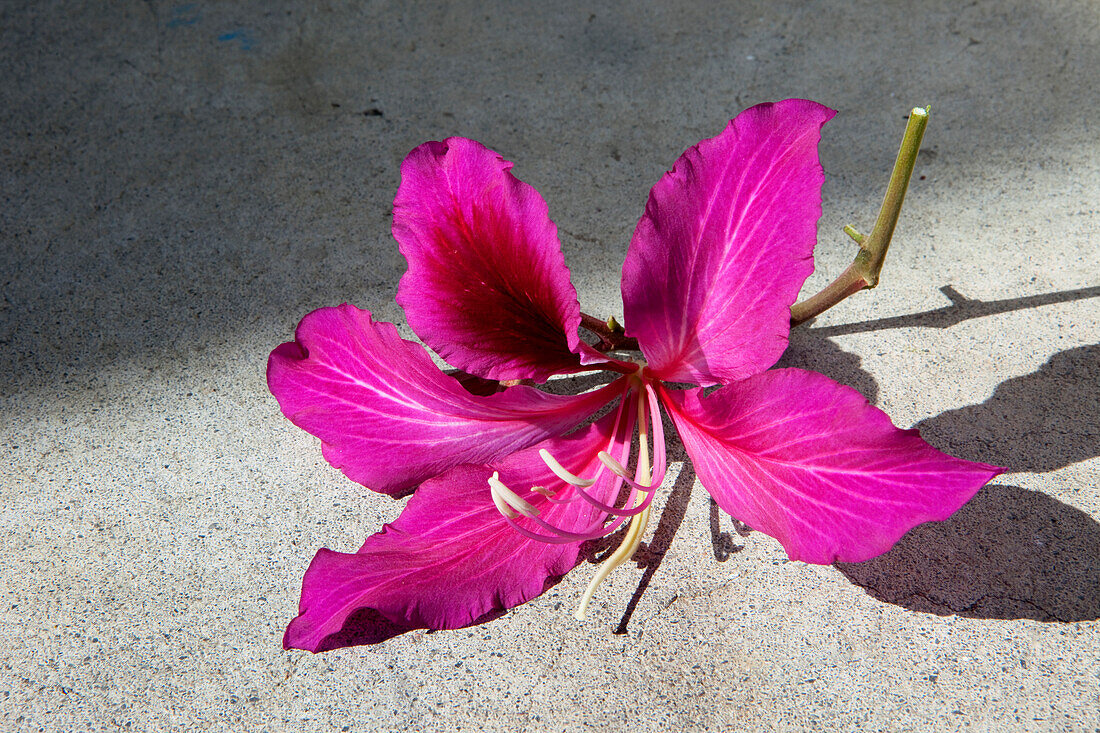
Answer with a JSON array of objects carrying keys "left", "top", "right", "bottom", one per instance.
[
  {"left": 218, "top": 29, "right": 254, "bottom": 51},
  {"left": 166, "top": 4, "right": 200, "bottom": 28}
]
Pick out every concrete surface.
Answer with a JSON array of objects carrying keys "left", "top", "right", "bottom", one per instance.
[{"left": 2, "top": 0, "right": 1098, "bottom": 730}]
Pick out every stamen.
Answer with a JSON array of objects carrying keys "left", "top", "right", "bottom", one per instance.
[
  {"left": 539, "top": 449, "right": 597, "bottom": 487},
  {"left": 490, "top": 486, "right": 518, "bottom": 519},
  {"left": 488, "top": 472, "right": 540, "bottom": 519},
  {"left": 537, "top": 378, "right": 636, "bottom": 495},
  {"left": 497, "top": 507, "right": 636, "bottom": 544},
  {"left": 596, "top": 451, "right": 630, "bottom": 478},
  {"left": 597, "top": 451, "right": 658, "bottom": 495},
  {"left": 551, "top": 397, "right": 653, "bottom": 518},
  {"left": 574, "top": 507, "right": 652, "bottom": 620},
  {"left": 487, "top": 372, "right": 673, "bottom": 615},
  {"left": 568, "top": 478, "right": 653, "bottom": 517},
  {"left": 645, "top": 383, "right": 668, "bottom": 488},
  {"left": 575, "top": 384, "right": 663, "bottom": 620}
]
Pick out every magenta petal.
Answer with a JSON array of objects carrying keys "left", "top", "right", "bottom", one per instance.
[
  {"left": 660, "top": 370, "right": 1004, "bottom": 564},
  {"left": 622, "top": 100, "right": 835, "bottom": 386},
  {"left": 268, "top": 304, "right": 620, "bottom": 497},
  {"left": 284, "top": 413, "right": 621, "bottom": 652},
  {"left": 393, "top": 137, "right": 599, "bottom": 382}
]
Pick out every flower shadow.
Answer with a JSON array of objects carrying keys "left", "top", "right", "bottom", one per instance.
[
  {"left": 837, "top": 343, "right": 1100, "bottom": 621},
  {"left": 612, "top": 462, "right": 697, "bottom": 635},
  {"left": 838, "top": 483, "right": 1100, "bottom": 622},
  {"left": 915, "top": 344, "right": 1099, "bottom": 473},
  {"left": 778, "top": 326, "right": 880, "bottom": 403},
  {"left": 709, "top": 497, "right": 752, "bottom": 562},
  {"left": 808, "top": 284, "right": 1100, "bottom": 339}
]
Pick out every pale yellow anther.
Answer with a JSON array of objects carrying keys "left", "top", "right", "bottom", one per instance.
[
  {"left": 490, "top": 489, "right": 520, "bottom": 519},
  {"left": 596, "top": 451, "right": 630, "bottom": 478},
  {"left": 531, "top": 485, "right": 555, "bottom": 497},
  {"left": 539, "top": 449, "right": 596, "bottom": 488},
  {"left": 488, "top": 471, "right": 539, "bottom": 519}
]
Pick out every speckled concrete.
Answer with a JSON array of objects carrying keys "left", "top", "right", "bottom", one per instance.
[{"left": 2, "top": 1, "right": 1098, "bottom": 730}]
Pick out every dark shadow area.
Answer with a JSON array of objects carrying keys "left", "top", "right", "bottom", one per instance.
[
  {"left": 709, "top": 498, "right": 753, "bottom": 562},
  {"left": 916, "top": 344, "right": 1099, "bottom": 473},
  {"left": 778, "top": 326, "right": 880, "bottom": 403},
  {"left": 2, "top": 1, "right": 1097, "bottom": 398},
  {"left": 709, "top": 497, "right": 743, "bottom": 562},
  {"left": 451, "top": 368, "right": 619, "bottom": 396},
  {"left": 839, "top": 484, "right": 1100, "bottom": 622},
  {"left": 312, "top": 606, "right": 422, "bottom": 652},
  {"left": 613, "top": 463, "right": 695, "bottom": 635},
  {"left": 809, "top": 285, "right": 1100, "bottom": 339}
]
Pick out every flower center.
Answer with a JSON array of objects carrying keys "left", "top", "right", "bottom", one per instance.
[{"left": 488, "top": 369, "right": 668, "bottom": 619}]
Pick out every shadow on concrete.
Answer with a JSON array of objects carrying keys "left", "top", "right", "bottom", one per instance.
[
  {"left": 709, "top": 497, "right": 753, "bottom": 562},
  {"left": 613, "top": 463, "right": 695, "bottom": 635},
  {"left": 709, "top": 497, "right": 743, "bottom": 562},
  {"left": 805, "top": 336, "right": 1099, "bottom": 622},
  {"left": 809, "top": 285, "right": 1100, "bottom": 339},
  {"left": 915, "top": 344, "right": 1099, "bottom": 473},
  {"left": 4, "top": 0, "right": 1098, "bottom": 401},
  {"left": 778, "top": 326, "right": 880, "bottom": 403},
  {"left": 839, "top": 484, "right": 1100, "bottom": 622}
]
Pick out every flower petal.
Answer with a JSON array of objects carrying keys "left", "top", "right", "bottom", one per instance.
[
  {"left": 268, "top": 304, "right": 621, "bottom": 497},
  {"left": 660, "top": 370, "right": 1003, "bottom": 564},
  {"left": 393, "top": 137, "right": 600, "bottom": 382},
  {"left": 283, "top": 412, "right": 624, "bottom": 652},
  {"left": 622, "top": 100, "right": 835, "bottom": 385}
]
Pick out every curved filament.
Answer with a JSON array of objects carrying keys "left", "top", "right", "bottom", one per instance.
[
  {"left": 486, "top": 372, "right": 671, "bottom": 622},
  {"left": 575, "top": 382, "right": 666, "bottom": 619},
  {"left": 535, "top": 389, "right": 633, "bottom": 505}
]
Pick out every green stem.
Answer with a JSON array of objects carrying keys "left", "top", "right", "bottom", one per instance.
[
  {"left": 790, "top": 106, "right": 929, "bottom": 327},
  {"left": 583, "top": 106, "right": 929, "bottom": 342},
  {"left": 580, "top": 312, "right": 637, "bottom": 352}
]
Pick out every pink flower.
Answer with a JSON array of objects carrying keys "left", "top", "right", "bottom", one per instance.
[{"left": 269, "top": 99, "right": 1002, "bottom": 652}]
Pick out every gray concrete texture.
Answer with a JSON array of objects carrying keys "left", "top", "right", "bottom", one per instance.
[{"left": 2, "top": 0, "right": 1098, "bottom": 730}]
